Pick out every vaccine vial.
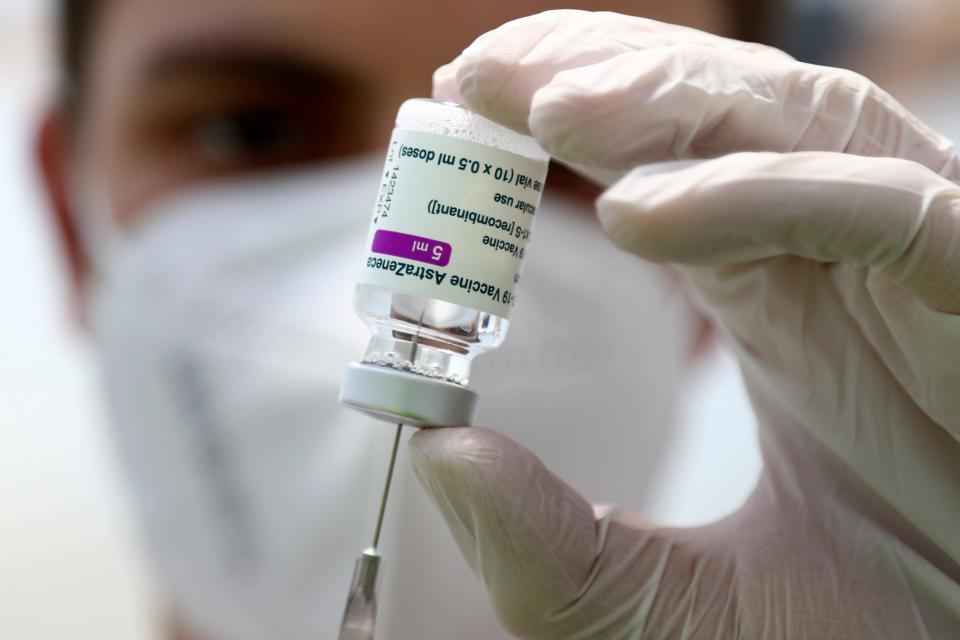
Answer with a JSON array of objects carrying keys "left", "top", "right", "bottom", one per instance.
[{"left": 340, "top": 99, "right": 550, "bottom": 427}]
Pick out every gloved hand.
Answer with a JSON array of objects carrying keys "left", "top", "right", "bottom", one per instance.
[{"left": 410, "top": 10, "right": 960, "bottom": 639}]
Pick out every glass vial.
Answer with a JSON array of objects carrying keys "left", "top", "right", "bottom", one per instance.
[{"left": 340, "top": 98, "right": 549, "bottom": 426}]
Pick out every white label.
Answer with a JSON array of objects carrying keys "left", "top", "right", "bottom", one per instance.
[{"left": 358, "top": 128, "right": 548, "bottom": 318}]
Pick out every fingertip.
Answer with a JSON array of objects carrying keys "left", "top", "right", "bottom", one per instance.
[
  {"left": 431, "top": 59, "right": 463, "bottom": 102},
  {"left": 408, "top": 427, "right": 516, "bottom": 520},
  {"left": 411, "top": 426, "right": 601, "bottom": 636},
  {"left": 528, "top": 50, "right": 666, "bottom": 167},
  {"left": 409, "top": 425, "right": 505, "bottom": 467},
  {"left": 597, "top": 156, "right": 762, "bottom": 262},
  {"left": 596, "top": 192, "right": 646, "bottom": 255},
  {"left": 596, "top": 160, "right": 722, "bottom": 261},
  {"left": 595, "top": 169, "right": 668, "bottom": 257},
  {"left": 453, "top": 10, "right": 579, "bottom": 134}
]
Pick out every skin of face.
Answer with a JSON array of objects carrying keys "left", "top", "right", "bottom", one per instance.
[{"left": 34, "top": 0, "right": 730, "bottom": 637}]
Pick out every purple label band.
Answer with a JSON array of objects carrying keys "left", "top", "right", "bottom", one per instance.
[{"left": 371, "top": 229, "right": 452, "bottom": 267}]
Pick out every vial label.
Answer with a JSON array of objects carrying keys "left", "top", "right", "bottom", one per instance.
[{"left": 358, "top": 128, "right": 548, "bottom": 318}]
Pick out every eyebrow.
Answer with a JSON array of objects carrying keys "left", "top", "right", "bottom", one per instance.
[{"left": 138, "top": 43, "right": 363, "bottom": 98}]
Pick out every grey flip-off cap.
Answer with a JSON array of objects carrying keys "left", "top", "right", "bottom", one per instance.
[{"left": 339, "top": 362, "right": 478, "bottom": 427}]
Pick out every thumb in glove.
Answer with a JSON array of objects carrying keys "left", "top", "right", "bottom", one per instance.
[{"left": 409, "top": 427, "right": 739, "bottom": 640}]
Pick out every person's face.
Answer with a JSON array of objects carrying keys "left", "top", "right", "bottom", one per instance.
[{"left": 42, "top": 0, "right": 731, "bottom": 288}]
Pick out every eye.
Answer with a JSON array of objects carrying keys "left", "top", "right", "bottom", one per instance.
[{"left": 193, "top": 105, "right": 307, "bottom": 165}]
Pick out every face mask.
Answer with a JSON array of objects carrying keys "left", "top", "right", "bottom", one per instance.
[{"left": 81, "top": 158, "right": 395, "bottom": 639}]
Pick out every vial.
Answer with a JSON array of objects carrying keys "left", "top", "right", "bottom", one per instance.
[{"left": 339, "top": 99, "right": 550, "bottom": 427}]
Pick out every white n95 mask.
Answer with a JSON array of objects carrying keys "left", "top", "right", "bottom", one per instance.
[
  {"left": 83, "top": 158, "right": 392, "bottom": 640},
  {"left": 78, "top": 157, "right": 703, "bottom": 640}
]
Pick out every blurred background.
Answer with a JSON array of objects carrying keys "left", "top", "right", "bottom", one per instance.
[
  {"left": 1, "top": 1, "right": 161, "bottom": 638},
  {"left": 2, "top": 0, "right": 958, "bottom": 638},
  {"left": 0, "top": 2, "right": 159, "bottom": 639}
]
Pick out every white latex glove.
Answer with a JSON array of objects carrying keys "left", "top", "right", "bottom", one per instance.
[{"left": 410, "top": 10, "right": 960, "bottom": 639}]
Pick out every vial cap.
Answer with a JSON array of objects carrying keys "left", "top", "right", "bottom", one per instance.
[{"left": 339, "top": 362, "right": 478, "bottom": 427}]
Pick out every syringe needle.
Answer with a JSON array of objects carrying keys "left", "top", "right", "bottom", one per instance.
[
  {"left": 372, "top": 422, "right": 403, "bottom": 551},
  {"left": 368, "top": 313, "right": 420, "bottom": 550},
  {"left": 338, "top": 423, "right": 402, "bottom": 640}
]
